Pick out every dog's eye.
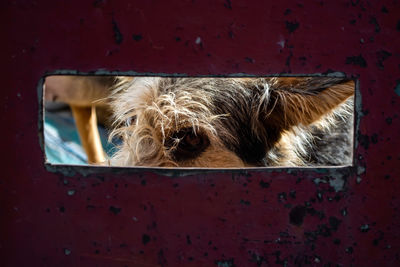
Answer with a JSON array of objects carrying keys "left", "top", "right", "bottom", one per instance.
[
  {"left": 125, "top": 115, "right": 136, "bottom": 126},
  {"left": 168, "top": 128, "right": 210, "bottom": 161}
]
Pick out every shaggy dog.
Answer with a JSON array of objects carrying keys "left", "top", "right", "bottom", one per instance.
[{"left": 108, "top": 77, "right": 354, "bottom": 167}]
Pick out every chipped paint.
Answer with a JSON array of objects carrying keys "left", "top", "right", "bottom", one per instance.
[
  {"left": 313, "top": 177, "right": 327, "bottom": 185},
  {"left": 195, "top": 37, "right": 202, "bottom": 45},
  {"left": 329, "top": 175, "right": 346, "bottom": 192},
  {"left": 395, "top": 80, "right": 400, "bottom": 97}
]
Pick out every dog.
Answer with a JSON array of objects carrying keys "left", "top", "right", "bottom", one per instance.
[
  {"left": 44, "top": 76, "right": 114, "bottom": 163},
  {"left": 44, "top": 76, "right": 354, "bottom": 167},
  {"left": 107, "top": 77, "right": 354, "bottom": 167}
]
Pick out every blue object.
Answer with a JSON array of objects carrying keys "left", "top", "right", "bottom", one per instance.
[{"left": 44, "top": 109, "right": 116, "bottom": 165}]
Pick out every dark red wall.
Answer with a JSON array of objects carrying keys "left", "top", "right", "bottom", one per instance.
[{"left": 2, "top": 0, "right": 400, "bottom": 266}]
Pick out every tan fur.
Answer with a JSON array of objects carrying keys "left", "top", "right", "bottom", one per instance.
[
  {"left": 70, "top": 105, "right": 105, "bottom": 163},
  {"left": 109, "top": 78, "right": 228, "bottom": 166},
  {"left": 274, "top": 80, "right": 353, "bottom": 128},
  {"left": 109, "top": 77, "right": 354, "bottom": 167}
]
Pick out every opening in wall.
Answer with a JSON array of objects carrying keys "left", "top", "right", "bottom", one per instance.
[{"left": 42, "top": 75, "right": 355, "bottom": 168}]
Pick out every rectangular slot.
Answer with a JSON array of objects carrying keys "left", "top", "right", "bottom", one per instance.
[{"left": 42, "top": 75, "right": 355, "bottom": 168}]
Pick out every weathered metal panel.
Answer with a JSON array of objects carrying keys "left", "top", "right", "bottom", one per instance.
[{"left": 1, "top": 0, "right": 400, "bottom": 266}]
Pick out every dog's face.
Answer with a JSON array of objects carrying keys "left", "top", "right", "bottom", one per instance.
[{"left": 109, "top": 77, "right": 354, "bottom": 167}]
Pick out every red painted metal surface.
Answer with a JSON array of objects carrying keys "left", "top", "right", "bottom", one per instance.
[{"left": 2, "top": 0, "right": 400, "bottom": 266}]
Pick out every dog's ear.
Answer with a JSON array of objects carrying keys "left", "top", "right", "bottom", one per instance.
[{"left": 257, "top": 77, "right": 354, "bottom": 146}]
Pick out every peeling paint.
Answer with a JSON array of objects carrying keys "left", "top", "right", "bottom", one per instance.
[
  {"left": 369, "top": 17, "right": 381, "bottom": 33},
  {"left": 132, "top": 34, "right": 142, "bottom": 41},
  {"left": 142, "top": 234, "right": 150, "bottom": 245},
  {"left": 285, "top": 21, "right": 299, "bottom": 33},
  {"left": 394, "top": 80, "right": 400, "bottom": 97},
  {"left": 313, "top": 178, "right": 327, "bottom": 185},
  {"left": 346, "top": 55, "right": 367, "bottom": 67},
  {"left": 112, "top": 18, "right": 123, "bottom": 45},
  {"left": 329, "top": 176, "right": 345, "bottom": 192},
  {"left": 289, "top": 205, "right": 307, "bottom": 226},
  {"left": 360, "top": 224, "right": 370, "bottom": 232},
  {"left": 195, "top": 37, "right": 202, "bottom": 45},
  {"left": 277, "top": 39, "right": 285, "bottom": 49},
  {"left": 357, "top": 165, "right": 366, "bottom": 175}
]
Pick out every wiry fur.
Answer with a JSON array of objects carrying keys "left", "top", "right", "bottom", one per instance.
[{"left": 108, "top": 77, "right": 354, "bottom": 168}]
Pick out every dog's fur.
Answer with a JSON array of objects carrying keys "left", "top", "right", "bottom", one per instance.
[{"left": 108, "top": 77, "right": 354, "bottom": 167}]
